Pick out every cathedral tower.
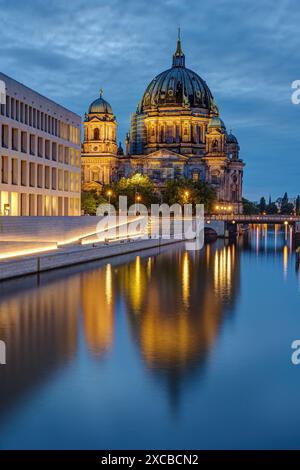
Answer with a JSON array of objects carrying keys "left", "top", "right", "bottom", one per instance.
[{"left": 81, "top": 91, "right": 118, "bottom": 186}]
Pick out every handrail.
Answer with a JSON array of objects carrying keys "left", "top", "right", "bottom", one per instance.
[{"left": 206, "top": 214, "right": 300, "bottom": 222}]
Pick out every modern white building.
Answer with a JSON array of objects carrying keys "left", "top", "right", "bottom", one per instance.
[{"left": 0, "top": 73, "right": 81, "bottom": 216}]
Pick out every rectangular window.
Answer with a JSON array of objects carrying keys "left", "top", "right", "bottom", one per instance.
[
  {"left": 45, "top": 166, "right": 50, "bottom": 189},
  {"left": 58, "top": 169, "right": 63, "bottom": 191},
  {"left": 1, "top": 124, "right": 8, "bottom": 148},
  {"left": 21, "top": 161, "right": 27, "bottom": 186},
  {"left": 1, "top": 156, "right": 8, "bottom": 183},
  {"left": 70, "top": 148, "right": 74, "bottom": 165},
  {"left": 37, "top": 164, "right": 43, "bottom": 188},
  {"left": 21, "top": 131, "right": 27, "bottom": 153},
  {"left": 38, "top": 137, "right": 43, "bottom": 157},
  {"left": 29, "top": 162, "right": 35, "bottom": 187},
  {"left": 30, "top": 134, "right": 35, "bottom": 155},
  {"left": 52, "top": 168, "right": 57, "bottom": 190},
  {"left": 64, "top": 171, "right": 69, "bottom": 191},
  {"left": 58, "top": 144, "right": 63, "bottom": 163},
  {"left": 52, "top": 142, "right": 57, "bottom": 161},
  {"left": 64, "top": 147, "right": 69, "bottom": 164},
  {"left": 45, "top": 140, "right": 50, "bottom": 159},
  {"left": 11, "top": 158, "right": 18, "bottom": 185},
  {"left": 12, "top": 128, "right": 18, "bottom": 151}
]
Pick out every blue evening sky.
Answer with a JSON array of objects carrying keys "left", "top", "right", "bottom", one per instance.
[{"left": 0, "top": 0, "right": 299, "bottom": 200}]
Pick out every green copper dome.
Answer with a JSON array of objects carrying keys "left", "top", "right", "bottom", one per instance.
[
  {"left": 88, "top": 91, "right": 113, "bottom": 115},
  {"left": 208, "top": 116, "right": 226, "bottom": 130}
]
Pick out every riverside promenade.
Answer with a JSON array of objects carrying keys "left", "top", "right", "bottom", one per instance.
[{"left": 0, "top": 215, "right": 188, "bottom": 281}]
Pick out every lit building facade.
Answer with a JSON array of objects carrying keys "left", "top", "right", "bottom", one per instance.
[
  {"left": 81, "top": 92, "right": 121, "bottom": 187},
  {"left": 0, "top": 72, "right": 81, "bottom": 216},
  {"left": 82, "top": 32, "right": 245, "bottom": 213}
]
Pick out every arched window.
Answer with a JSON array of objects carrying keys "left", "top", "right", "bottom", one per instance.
[
  {"left": 94, "top": 128, "right": 100, "bottom": 140},
  {"left": 212, "top": 139, "right": 218, "bottom": 149}
]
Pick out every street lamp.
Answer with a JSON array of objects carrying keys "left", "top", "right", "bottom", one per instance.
[
  {"left": 107, "top": 190, "right": 112, "bottom": 204},
  {"left": 135, "top": 194, "right": 141, "bottom": 215}
]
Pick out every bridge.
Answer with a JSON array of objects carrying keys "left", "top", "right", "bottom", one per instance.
[{"left": 204, "top": 214, "right": 300, "bottom": 238}]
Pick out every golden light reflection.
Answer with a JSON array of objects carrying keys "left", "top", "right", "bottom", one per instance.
[
  {"left": 105, "top": 263, "right": 112, "bottom": 305},
  {"left": 256, "top": 225, "right": 259, "bottom": 256},
  {"left": 147, "top": 257, "right": 152, "bottom": 279},
  {"left": 274, "top": 224, "right": 278, "bottom": 253},
  {"left": 0, "top": 276, "right": 79, "bottom": 404},
  {"left": 213, "top": 246, "right": 234, "bottom": 295},
  {"left": 283, "top": 245, "right": 288, "bottom": 279},
  {"left": 82, "top": 270, "right": 114, "bottom": 355},
  {"left": 182, "top": 252, "right": 190, "bottom": 308},
  {"left": 206, "top": 244, "right": 210, "bottom": 268}
]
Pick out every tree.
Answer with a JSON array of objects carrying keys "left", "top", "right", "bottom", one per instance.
[
  {"left": 163, "top": 178, "right": 216, "bottom": 213},
  {"left": 281, "top": 192, "right": 294, "bottom": 214},
  {"left": 258, "top": 197, "right": 266, "bottom": 214},
  {"left": 81, "top": 192, "right": 98, "bottom": 215},
  {"left": 266, "top": 202, "right": 278, "bottom": 214},
  {"left": 296, "top": 195, "right": 300, "bottom": 216},
  {"left": 242, "top": 198, "right": 259, "bottom": 215},
  {"left": 108, "top": 173, "right": 158, "bottom": 209},
  {"left": 81, "top": 185, "right": 108, "bottom": 215}
]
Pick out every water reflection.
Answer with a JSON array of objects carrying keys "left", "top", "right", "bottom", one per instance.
[{"left": 0, "top": 226, "right": 295, "bottom": 423}]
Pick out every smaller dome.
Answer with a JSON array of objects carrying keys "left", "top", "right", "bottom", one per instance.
[
  {"left": 208, "top": 116, "right": 226, "bottom": 130},
  {"left": 227, "top": 132, "right": 238, "bottom": 144},
  {"left": 88, "top": 91, "right": 113, "bottom": 115}
]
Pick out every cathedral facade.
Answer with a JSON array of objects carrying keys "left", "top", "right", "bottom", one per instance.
[{"left": 81, "top": 32, "right": 244, "bottom": 213}]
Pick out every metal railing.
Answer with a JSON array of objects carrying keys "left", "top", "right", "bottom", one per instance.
[{"left": 207, "top": 214, "right": 300, "bottom": 223}]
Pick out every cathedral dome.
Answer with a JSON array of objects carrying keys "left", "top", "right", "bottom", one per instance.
[
  {"left": 141, "top": 31, "right": 215, "bottom": 112},
  {"left": 227, "top": 132, "right": 238, "bottom": 144},
  {"left": 88, "top": 91, "right": 113, "bottom": 115}
]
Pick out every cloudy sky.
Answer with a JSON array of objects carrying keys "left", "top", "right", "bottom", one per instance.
[{"left": 1, "top": 0, "right": 299, "bottom": 199}]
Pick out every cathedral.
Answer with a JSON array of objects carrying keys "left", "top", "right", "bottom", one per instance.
[{"left": 81, "top": 32, "right": 244, "bottom": 213}]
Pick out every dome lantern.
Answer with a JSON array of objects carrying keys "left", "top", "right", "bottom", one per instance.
[{"left": 172, "top": 28, "right": 185, "bottom": 68}]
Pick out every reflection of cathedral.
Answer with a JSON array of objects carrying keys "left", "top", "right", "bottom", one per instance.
[
  {"left": 81, "top": 31, "right": 245, "bottom": 213},
  {"left": 0, "top": 241, "right": 240, "bottom": 415}
]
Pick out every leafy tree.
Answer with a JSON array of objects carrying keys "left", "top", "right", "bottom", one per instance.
[
  {"left": 163, "top": 178, "right": 216, "bottom": 213},
  {"left": 258, "top": 197, "right": 266, "bottom": 214},
  {"left": 266, "top": 202, "right": 278, "bottom": 214},
  {"left": 281, "top": 202, "right": 294, "bottom": 215},
  {"left": 107, "top": 173, "right": 158, "bottom": 209},
  {"left": 242, "top": 198, "right": 259, "bottom": 215},
  {"left": 81, "top": 191, "right": 99, "bottom": 215},
  {"left": 81, "top": 186, "right": 108, "bottom": 215},
  {"left": 281, "top": 192, "right": 294, "bottom": 214}
]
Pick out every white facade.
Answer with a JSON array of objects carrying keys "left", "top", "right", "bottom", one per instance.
[{"left": 0, "top": 73, "right": 81, "bottom": 216}]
